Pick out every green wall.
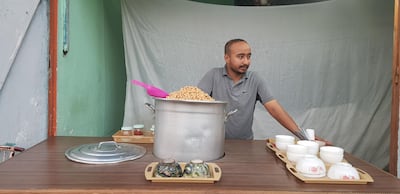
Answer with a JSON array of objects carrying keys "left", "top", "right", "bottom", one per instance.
[{"left": 57, "top": 0, "right": 126, "bottom": 136}]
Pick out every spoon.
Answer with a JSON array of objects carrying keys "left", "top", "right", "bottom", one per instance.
[{"left": 131, "top": 80, "right": 169, "bottom": 98}]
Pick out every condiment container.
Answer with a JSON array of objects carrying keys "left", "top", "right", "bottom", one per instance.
[
  {"left": 133, "top": 124, "right": 144, "bottom": 136},
  {"left": 121, "top": 126, "right": 133, "bottom": 136}
]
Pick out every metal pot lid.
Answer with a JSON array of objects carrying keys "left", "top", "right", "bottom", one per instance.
[{"left": 65, "top": 141, "right": 146, "bottom": 164}]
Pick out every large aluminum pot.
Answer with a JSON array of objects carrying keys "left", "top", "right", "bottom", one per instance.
[{"left": 149, "top": 98, "right": 236, "bottom": 162}]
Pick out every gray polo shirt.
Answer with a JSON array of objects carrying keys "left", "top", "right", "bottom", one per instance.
[{"left": 197, "top": 66, "right": 274, "bottom": 139}]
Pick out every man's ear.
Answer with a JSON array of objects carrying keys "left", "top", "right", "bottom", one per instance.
[{"left": 224, "top": 54, "right": 229, "bottom": 63}]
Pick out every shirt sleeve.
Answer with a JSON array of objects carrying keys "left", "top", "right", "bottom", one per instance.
[
  {"left": 197, "top": 68, "right": 216, "bottom": 95},
  {"left": 254, "top": 72, "right": 275, "bottom": 104}
]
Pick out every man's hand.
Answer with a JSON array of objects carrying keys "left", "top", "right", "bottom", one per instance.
[{"left": 315, "top": 136, "right": 333, "bottom": 146}]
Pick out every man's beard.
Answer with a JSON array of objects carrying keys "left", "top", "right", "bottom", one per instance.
[{"left": 235, "top": 64, "right": 249, "bottom": 74}]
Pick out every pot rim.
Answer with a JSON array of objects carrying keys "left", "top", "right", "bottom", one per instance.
[{"left": 154, "top": 97, "right": 228, "bottom": 104}]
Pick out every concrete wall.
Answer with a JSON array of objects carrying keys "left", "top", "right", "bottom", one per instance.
[{"left": 0, "top": 0, "right": 48, "bottom": 150}]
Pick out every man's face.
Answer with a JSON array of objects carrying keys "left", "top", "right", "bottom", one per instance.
[{"left": 224, "top": 41, "right": 252, "bottom": 75}]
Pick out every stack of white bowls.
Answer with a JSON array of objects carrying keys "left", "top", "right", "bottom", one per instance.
[
  {"left": 296, "top": 140, "right": 320, "bottom": 155},
  {"left": 286, "top": 140, "right": 320, "bottom": 164},
  {"left": 286, "top": 144, "right": 307, "bottom": 163},
  {"left": 319, "top": 146, "right": 344, "bottom": 164},
  {"left": 275, "top": 135, "right": 295, "bottom": 153}
]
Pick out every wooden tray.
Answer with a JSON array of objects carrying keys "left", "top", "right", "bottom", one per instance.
[
  {"left": 112, "top": 130, "right": 154, "bottom": 144},
  {"left": 266, "top": 139, "right": 374, "bottom": 184},
  {"left": 144, "top": 162, "right": 222, "bottom": 183}
]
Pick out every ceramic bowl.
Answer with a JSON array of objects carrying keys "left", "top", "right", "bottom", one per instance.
[
  {"left": 154, "top": 159, "right": 183, "bottom": 177},
  {"left": 327, "top": 162, "right": 360, "bottom": 180},
  {"left": 287, "top": 144, "right": 307, "bottom": 154},
  {"left": 287, "top": 152, "right": 306, "bottom": 163},
  {"left": 183, "top": 159, "right": 210, "bottom": 178},
  {"left": 275, "top": 135, "right": 295, "bottom": 152},
  {"left": 320, "top": 146, "right": 344, "bottom": 155},
  {"left": 319, "top": 146, "right": 344, "bottom": 164},
  {"left": 295, "top": 154, "right": 326, "bottom": 178},
  {"left": 286, "top": 144, "right": 307, "bottom": 163},
  {"left": 275, "top": 135, "right": 295, "bottom": 143},
  {"left": 276, "top": 142, "right": 294, "bottom": 152},
  {"left": 296, "top": 140, "right": 319, "bottom": 155},
  {"left": 320, "top": 152, "right": 343, "bottom": 164}
]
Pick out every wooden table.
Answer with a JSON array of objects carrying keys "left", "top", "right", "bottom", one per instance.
[{"left": 0, "top": 136, "right": 399, "bottom": 194}]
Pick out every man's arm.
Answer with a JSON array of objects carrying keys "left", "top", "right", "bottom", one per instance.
[
  {"left": 263, "top": 99, "right": 303, "bottom": 138},
  {"left": 264, "top": 100, "right": 332, "bottom": 144}
]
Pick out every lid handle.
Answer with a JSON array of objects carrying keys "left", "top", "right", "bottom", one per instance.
[{"left": 97, "top": 141, "right": 120, "bottom": 151}]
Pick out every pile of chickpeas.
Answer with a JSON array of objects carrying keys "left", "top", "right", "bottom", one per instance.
[{"left": 167, "top": 86, "right": 214, "bottom": 101}]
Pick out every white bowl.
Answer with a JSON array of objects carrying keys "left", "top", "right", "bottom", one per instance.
[
  {"left": 295, "top": 154, "right": 326, "bottom": 178},
  {"left": 296, "top": 140, "right": 319, "bottom": 155},
  {"left": 314, "top": 140, "right": 326, "bottom": 147},
  {"left": 275, "top": 142, "right": 294, "bottom": 152},
  {"left": 286, "top": 152, "right": 306, "bottom": 163},
  {"left": 320, "top": 146, "right": 344, "bottom": 155},
  {"left": 327, "top": 162, "right": 360, "bottom": 180},
  {"left": 275, "top": 135, "right": 295, "bottom": 143},
  {"left": 286, "top": 144, "right": 307, "bottom": 163},
  {"left": 319, "top": 146, "right": 344, "bottom": 164},
  {"left": 320, "top": 152, "right": 343, "bottom": 164},
  {"left": 275, "top": 135, "right": 295, "bottom": 152},
  {"left": 287, "top": 144, "right": 307, "bottom": 154}
]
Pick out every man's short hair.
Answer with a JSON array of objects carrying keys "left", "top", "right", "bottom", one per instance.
[{"left": 224, "top": 39, "right": 247, "bottom": 54}]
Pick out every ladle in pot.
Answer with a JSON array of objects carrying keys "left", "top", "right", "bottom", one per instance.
[{"left": 132, "top": 80, "right": 169, "bottom": 98}]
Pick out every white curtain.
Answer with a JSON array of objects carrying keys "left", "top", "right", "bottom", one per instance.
[{"left": 121, "top": 0, "right": 393, "bottom": 169}]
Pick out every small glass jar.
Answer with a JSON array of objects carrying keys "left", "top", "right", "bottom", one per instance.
[
  {"left": 133, "top": 124, "right": 144, "bottom": 136},
  {"left": 121, "top": 126, "right": 133, "bottom": 136}
]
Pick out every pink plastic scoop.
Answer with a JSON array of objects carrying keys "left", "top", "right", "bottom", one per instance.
[{"left": 131, "top": 80, "right": 169, "bottom": 98}]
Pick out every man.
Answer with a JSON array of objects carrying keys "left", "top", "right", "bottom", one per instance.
[{"left": 197, "top": 39, "right": 307, "bottom": 140}]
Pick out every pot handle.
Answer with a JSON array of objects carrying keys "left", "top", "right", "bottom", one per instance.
[
  {"left": 145, "top": 103, "right": 155, "bottom": 113},
  {"left": 225, "top": 109, "right": 238, "bottom": 121}
]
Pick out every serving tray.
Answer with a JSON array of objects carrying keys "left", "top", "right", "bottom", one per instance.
[
  {"left": 266, "top": 139, "right": 374, "bottom": 184},
  {"left": 144, "top": 162, "right": 222, "bottom": 183},
  {"left": 112, "top": 130, "right": 154, "bottom": 144}
]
